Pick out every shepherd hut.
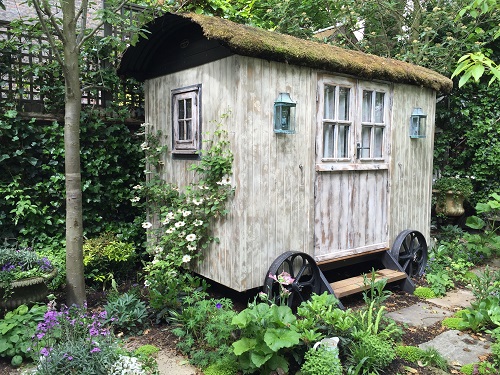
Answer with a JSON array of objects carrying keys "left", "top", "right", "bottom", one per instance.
[{"left": 118, "top": 13, "right": 453, "bottom": 301}]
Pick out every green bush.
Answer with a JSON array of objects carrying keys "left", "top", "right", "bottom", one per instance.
[
  {"left": 395, "top": 345, "right": 423, "bottom": 362},
  {"left": 460, "top": 362, "right": 498, "bottom": 375},
  {"left": 300, "top": 346, "right": 342, "bottom": 375},
  {"left": 414, "top": 286, "right": 437, "bottom": 299},
  {"left": 104, "top": 292, "right": 149, "bottom": 334},
  {"left": 203, "top": 358, "right": 238, "bottom": 375},
  {"left": 348, "top": 334, "right": 395, "bottom": 374},
  {"left": 83, "top": 232, "right": 137, "bottom": 288},
  {"left": 0, "top": 304, "right": 47, "bottom": 365},
  {"left": 442, "top": 317, "right": 464, "bottom": 330}
]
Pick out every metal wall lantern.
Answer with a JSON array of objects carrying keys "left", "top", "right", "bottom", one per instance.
[
  {"left": 274, "top": 93, "right": 296, "bottom": 134},
  {"left": 409, "top": 107, "right": 427, "bottom": 139}
]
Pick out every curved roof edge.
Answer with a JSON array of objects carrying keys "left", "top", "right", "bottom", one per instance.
[{"left": 119, "top": 12, "right": 453, "bottom": 93}]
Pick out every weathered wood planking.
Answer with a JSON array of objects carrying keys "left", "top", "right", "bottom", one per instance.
[{"left": 144, "top": 56, "right": 437, "bottom": 292}]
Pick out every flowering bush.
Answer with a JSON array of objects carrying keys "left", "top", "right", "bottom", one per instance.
[
  {"left": 134, "top": 116, "right": 234, "bottom": 312},
  {"left": 29, "top": 302, "right": 153, "bottom": 375},
  {"left": 0, "top": 243, "right": 55, "bottom": 298}
]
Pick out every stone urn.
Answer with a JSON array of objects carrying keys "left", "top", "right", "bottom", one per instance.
[
  {"left": 435, "top": 190, "right": 465, "bottom": 217},
  {"left": 0, "top": 268, "right": 57, "bottom": 310}
]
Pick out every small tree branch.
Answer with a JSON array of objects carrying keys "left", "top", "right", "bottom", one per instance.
[
  {"left": 76, "top": 0, "right": 89, "bottom": 44},
  {"left": 31, "top": 0, "right": 64, "bottom": 67},
  {"left": 77, "top": 0, "right": 128, "bottom": 49}
]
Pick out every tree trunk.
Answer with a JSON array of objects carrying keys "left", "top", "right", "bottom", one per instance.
[{"left": 62, "top": 0, "right": 86, "bottom": 306}]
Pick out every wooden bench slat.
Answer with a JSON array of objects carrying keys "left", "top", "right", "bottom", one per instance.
[{"left": 330, "top": 269, "right": 407, "bottom": 298}]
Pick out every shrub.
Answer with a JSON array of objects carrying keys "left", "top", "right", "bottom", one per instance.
[
  {"left": 104, "top": 292, "right": 149, "bottom": 334},
  {"left": 460, "top": 362, "right": 498, "bottom": 375},
  {"left": 203, "top": 357, "right": 238, "bottom": 375},
  {"left": 0, "top": 304, "right": 47, "bottom": 366},
  {"left": 442, "top": 317, "right": 464, "bottom": 330},
  {"left": 30, "top": 303, "right": 151, "bottom": 375},
  {"left": 414, "top": 286, "right": 436, "bottom": 299},
  {"left": 300, "top": 346, "right": 343, "bottom": 375},
  {"left": 348, "top": 334, "right": 395, "bottom": 374},
  {"left": 395, "top": 345, "right": 423, "bottom": 362},
  {"left": 83, "top": 232, "right": 136, "bottom": 289}
]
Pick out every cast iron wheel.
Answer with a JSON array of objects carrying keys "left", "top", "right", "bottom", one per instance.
[
  {"left": 392, "top": 230, "right": 428, "bottom": 278},
  {"left": 263, "top": 251, "right": 322, "bottom": 309}
]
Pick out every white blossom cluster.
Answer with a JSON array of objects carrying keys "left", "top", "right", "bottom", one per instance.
[{"left": 108, "top": 355, "right": 147, "bottom": 375}]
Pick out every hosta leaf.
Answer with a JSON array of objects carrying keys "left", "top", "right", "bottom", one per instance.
[{"left": 264, "top": 328, "right": 300, "bottom": 351}]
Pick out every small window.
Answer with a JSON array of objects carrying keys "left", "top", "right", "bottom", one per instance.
[
  {"left": 172, "top": 85, "right": 201, "bottom": 155},
  {"left": 322, "top": 84, "right": 351, "bottom": 159},
  {"left": 360, "top": 90, "right": 385, "bottom": 159}
]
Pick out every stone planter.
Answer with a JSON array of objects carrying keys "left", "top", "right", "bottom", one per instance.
[
  {"left": 435, "top": 190, "right": 465, "bottom": 217},
  {"left": 0, "top": 268, "right": 57, "bottom": 310}
]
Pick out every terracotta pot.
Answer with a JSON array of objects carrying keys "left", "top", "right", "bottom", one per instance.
[
  {"left": 435, "top": 190, "right": 465, "bottom": 217},
  {"left": 0, "top": 268, "right": 57, "bottom": 310}
]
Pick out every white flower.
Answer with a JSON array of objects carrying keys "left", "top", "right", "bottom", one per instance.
[
  {"left": 175, "top": 221, "right": 186, "bottom": 228},
  {"left": 154, "top": 246, "right": 163, "bottom": 254},
  {"left": 178, "top": 231, "right": 186, "bottom": 238},
  {"left": 182, "top": 255, "right": 191, "bottom": 263},
  {"left": 162, "top": 218, "right": 170, "bottom": 225},
  {"left": 216, "top": 175, "right": 232, "bottom": 185},
  {"left": 166, "top": 212, "right": 175, "bottom": 220},
  {"left": 186, "top": 234, "right": 197, "bottom": 242},
  {"left": 130, "top": 196, "right": 140, "bottom": 202},
  {"left": 192, "top": 198, "right": 204, "bottom": 205},
  {"left": 182, "top": 210, "right": 191, "bottom": 217},
  {"left": 194, "top": 219, "right": 203, "bottom": 226},
  {"left": 166, "top": 227, "right": 175, "bottom": 234},
  {"left": 140, "top": 142, "right": 150, "bottom": 151},
  {"left": 144, "top": 280, "right": 150, "bottom": 287},
  {"left": 152, "top": 258, "right": 159, "bottom": 264},
  {"left": 187, "top": 245, "right": 196, "bottom": 251},
  {"left": 132, "top": 185, "right": 142, "bottom": 190},
  {"left": 142, "top": 222, "right": 153, "bottom": 229}
]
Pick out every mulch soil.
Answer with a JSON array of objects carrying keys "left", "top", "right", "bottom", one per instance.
[{"left": 0, "top": 284, "right": 460, "bottom": 375}]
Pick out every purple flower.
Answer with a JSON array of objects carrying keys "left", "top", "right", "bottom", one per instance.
[
  {"left": 40, "top": 347, "right": 51, "bottom": 357},
  {"left": 90, "top": 347, "right": 101, "bottom": 353},
  {"left": 216, "top": 303, "right": 222, "bottom": 309}
]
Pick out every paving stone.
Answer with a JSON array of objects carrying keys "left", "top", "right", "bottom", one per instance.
[
  {"left": 427, "top": 288, "right": 475, "bottom": 310},
  {"left": 419, "top": 330, "right": 492, "bottom": 367},
  {"left": 386, "top": 302, "right": 453, "bottom": 327}
]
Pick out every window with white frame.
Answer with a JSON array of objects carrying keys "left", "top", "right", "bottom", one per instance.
[
  {"left": 360, "top": 89, "right": 386, "bottom": 159},
  {"left": 319, "top": 78, "right": 389, "bottom": 166},
  {"left": 172, "top": 84, "right": 201, "bottom": 155},
  {"left": 322, "top": 84, "right": 352, "bottom": 159}
]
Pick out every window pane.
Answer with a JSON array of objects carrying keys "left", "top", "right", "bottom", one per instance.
[
  {"left": 178, "top": 100, "right": 185, "bottom": 119},
  {"left": 338, "top": 125, "right": 349, "bottom": 158},
  {"left": 339, "top": 87, "right": 350, "bottom": 121},
  {"left": 186, "top": 98, "right": 192, "bottom": 118},
  {"left": 178, "top": 120, "right": 185, "bottom": 140},
  {"left": 323, "top": 123, "right": 334, "bottom": 158},
  {"left": 361, "top": 126, "right": 371, "bottom": 158},
  {"left": 375, "top": 92, "right": 384, "bottom": 123},
  {"left": 362, "top": 90, "right": 372, "bottom": 122},
  {"left": 374, "top": 127, "right": 383, "bottom": 157},
  {"left": 324, "top": 85, "right": 335, "bottom": 119}
]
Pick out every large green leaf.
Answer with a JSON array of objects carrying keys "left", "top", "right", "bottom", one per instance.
[
  {"left": 264, "top": 328, "right": 301, "bottom": 351},
  {"left": 232, "top": 337, "right": 257, "bottom": 355},
  {"left": 250, "top": 351, "right": 272, "bottom": 368}
]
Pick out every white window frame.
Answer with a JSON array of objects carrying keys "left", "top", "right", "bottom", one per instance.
[
  {"left": 171, "top": 84, "right": 201, "bottom": 155},
  {"left": 317, "top": 76, "right": 390, "bottom": 172}
]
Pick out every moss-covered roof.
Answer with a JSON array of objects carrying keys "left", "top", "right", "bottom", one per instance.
[{"left": 183, "top": 13, "right": 452, "bottom": 93}]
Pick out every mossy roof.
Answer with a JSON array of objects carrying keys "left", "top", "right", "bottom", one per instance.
[{"left": 183, "top": 13, "right": 452, "bottom": 93}]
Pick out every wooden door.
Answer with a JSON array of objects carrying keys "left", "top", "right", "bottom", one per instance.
[{"left": 314, "top": 76, "right": 391, "bottom": 263}]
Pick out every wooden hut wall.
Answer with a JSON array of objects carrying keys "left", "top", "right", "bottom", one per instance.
[
  {"left": 388, "top": 84, "right": 436, "bottom": 252},
  {"left": 145, "top": 55, "right": 317, "bottom": 292}
]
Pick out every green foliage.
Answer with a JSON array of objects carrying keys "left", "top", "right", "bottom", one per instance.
[
  {"left": 104, "top": 292, "right": 148, "bottom": 334},
  {"left": 468, "top": 266, "right": 500, "bottom": 300},
  {"left": 231, "top": 302, "right": 301, "bottom": 374},
  {"left": 169, "top": 294, "right": 236, "bottom": 369},
  {"left": 442, "top": 317, "right": 464, "bottom": 330},
  {"left": 142, "top": 116, "right": 233, "bottom": 316},
  {"left": 460, "top": 295, "right": 500, "bottom": 332},
  {"left": 362, "top": 270, "right": 392, "bottom": 309},
  {"left": 395, "top": 345, "right": 423, "bottom": 362},
  {"left": 132, "top": 345, "right": 160, "bottom": 375},
  {"left": 464, "top": 193, "right": 500, "bottom": 256},
  {"left": 300, "top": 346, "right": 343, "bottom": 375},
  {"left": 83, "top": 232, "right": 137, "bottom": 289},
  {"left": 0, "top": 304, "right": 47, "bottom": 364},
  {"left": 461, "top": 361, "right": 499, "bottom": 375},
  {"left": 434, "top": 84, "right": 500, "bottom": 203},
  {"left": 203, "top": 357, "right": 238, "bottom": 375},
  {"left": 133, "top": 344, "right": 160, "bottom": 358},
  {"left": 414, "top": 286, "right": 437, "bottom": 299},
  {"left": 347, "top": 334, "right": 395, "bottom": 374}
]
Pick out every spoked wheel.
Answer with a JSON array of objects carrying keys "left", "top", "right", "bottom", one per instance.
[
  {"left": 391, "top": 230, "right": 428, "bottom": 278},
  {"left": 263, "top": 251, "right": 322, "bottom": 309}
]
